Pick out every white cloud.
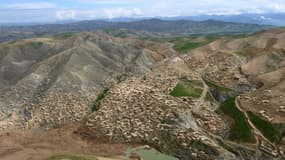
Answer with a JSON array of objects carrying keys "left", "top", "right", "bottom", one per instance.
[
  {"left": 56, "top": 10, "right": 75, "bottom": 20},
  {"left": 1, "top": 0, "right": 285, "bottom": 23},
  {"left": 151, "top": 0, "right": 285, "bottom": 16},
  {"left": 103, "top": 8, "right": 142, "bottom": 18},
  {"left": 2, "top": 2, "right": 56, "bottom": 9},
  {"left": 56, "top": 8, "right": 143, "bottom": 20},
  {"left": 74, "top": 0, "right": 143, "bottom": 4}
]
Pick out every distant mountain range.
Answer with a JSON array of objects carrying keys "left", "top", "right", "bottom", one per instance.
[
  {"left": 159, "top": 13, "right": 285, "bottom": 26},
  {"left": 0, "top": 19, "right": 271, "bottom": 42},
  {"left": 107, "top": 13, "right": 285, "bottom": 26},
  {"left": 0, "top": 13, "right": 284, "bottom": 27}
]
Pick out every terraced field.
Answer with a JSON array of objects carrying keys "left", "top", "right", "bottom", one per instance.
[{"left": 220, "top": 98, "right": 255, "bottom": 143}]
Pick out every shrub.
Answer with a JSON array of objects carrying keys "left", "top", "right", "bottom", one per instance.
[{"left": 92, "top": 88, "right": 109, "bottom": 112}]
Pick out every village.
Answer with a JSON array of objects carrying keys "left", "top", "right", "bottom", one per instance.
[
  {"left": 84, "top": 57, "right": 238, "bottom": 159},
  {"left": 0, "top": 50, "right": 283, "bottom": 159}
]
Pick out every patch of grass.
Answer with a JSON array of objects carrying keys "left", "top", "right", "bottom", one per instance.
[
  {"left": 54, "top": 32, "right": 74, "bottom": 39},
  {"left": 220, "top": 97, "right": 255, "bottom": 143},
  {"left": 234, "top": 51, "right": 246, "bottom": 56},
  {"left": 47, "top": 155, "right": 97, "bottom": 160},
  {"left": 173, "top": 34, "right": 219, "bottom": 53},
  {"left": 205, "top": 80, "right": 232, "bottom": 92},
  {"left": 205, "top": 92, "right": 215, "bottom": 102},
  {"left": 227, "top": 34, "right": 247, "bottom": 39},
  {"left": 8, "top": 40, "right": 17, "bottom": 44},
  {"left": 174, "top": 41, "right": 202, "bottom": 52},
  {"left": 92, "top": 88, "right": 109, "bottom": 112},
  {"left": 30, "top": 42, "right": 43, "bottom": 48},
  {"left": 247, "top": 112, "right": 282, "bottom": 144},
  {"left": 113, "top": 32, "right": 128, "bottom": 38},
  {"left": 204, "top": 35, "right": 218, "bottom": 41},
  {"left": 170, "top": 80, "right": 203, "bottom": 98}
]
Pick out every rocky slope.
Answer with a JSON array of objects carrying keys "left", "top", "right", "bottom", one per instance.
[
  {"left": 190, "top": 28, "right": 285, "bottom": 124},
  {"left": 79, "top": 28, "right": 285, "bottom": 159},
  {"left": 0, "top": 31, "right": 175, "bottom": 130},
  {"left": 0, "top": 28, "right": 285, "bottom": 160}
]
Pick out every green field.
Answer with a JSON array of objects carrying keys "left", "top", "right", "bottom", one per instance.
[
  {"left": 170, "top": 80, "right": 203, "bottom": 98},
  {"left": 220, "top": 98, "right": 255, "bottom": 143},
  {"left": 228, "top": 34, "right": 247, "bottom": 39},
  {"left": 173, "top": 41, "right": 203, "bottom": 52},
  {"left": 30, "top": 42, "right": 43, "bottom": 48},
  {"left": 247, "top": 112, "right": 282, "bottom": 144},
  {"left": 204, "top": 35, "right": 218, "bottom": 41},
  {"left": 53, "top": 32, "right": 74, "bottom": 39},
  {"left": 173, "top": 35, "right": 218, "bottom": 53}
]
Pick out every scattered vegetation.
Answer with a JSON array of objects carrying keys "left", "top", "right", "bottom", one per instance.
[
  {"left": 170, "top": 80, "right": 203, "bottom": 98},
  {"left": 234, "top": 51, "right": 246, "bottom": 56},
  {"left": 92, "top": 88, "right": 109, "bottom": 112},
  {"left": 30, "top": 42, "right": 43, "bottom": 48},
  {"left": 116, "top": 74, "right": 127, "bottom": 83},
  {"left": 47, "top": 155, "right": 96, "bottom": 160},
  {"left": 228, "top": 34, "right": 247, "bottom": 39},
  {"left": 8, "top": 40, "right": 17, "bottom": 44},
  {"left": 220, "top": 97, "right": 255, "bottom": 143},
  {"left": 204, "top": 35, "right": 218, "bottom": 41},
  {"left": 247, "top": 112, "right": 282, "bottom": 144},
  {"left": 112, "top": 31, "right": 128, "bottom": 38},
  {"left": 173, "top": 35, "right": 218, "bottom": 53},
  {"left": 174, "top": 41, "right": 202, "bottom": 52},
  {"left": 53, "top": 32, "right": 74, "bottom": 39},
  {"left": 205, "top": 92, "right": 215, "bottom": 102},
  {"left": 205, "top": 80, "right": 232, "bottom": 92}
]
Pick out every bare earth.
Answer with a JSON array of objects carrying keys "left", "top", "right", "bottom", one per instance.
[{"left": 0, "top": 123, "right": 132, "bottom": 160}]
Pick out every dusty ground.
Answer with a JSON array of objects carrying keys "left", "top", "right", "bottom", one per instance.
[{"left": 0, "top": 123, "right": 133, "bottom": 160}]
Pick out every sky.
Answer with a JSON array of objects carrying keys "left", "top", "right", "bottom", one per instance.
[{"left": 0, "top": 0, "right": 285, "bottom": 23}]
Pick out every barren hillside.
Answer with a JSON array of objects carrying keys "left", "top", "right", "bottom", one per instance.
[
  {"left": 0, "top": 31, "right": 175, "bottom": 131},
  {"left": 0, "top": 28, "right": 285, "bottom": 160},
  {"left": 80, "top": 28, "right": 285, "bottom": 159}
]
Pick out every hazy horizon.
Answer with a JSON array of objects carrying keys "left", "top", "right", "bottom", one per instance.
[{"left": 0, "top": 0, "right": 285, "bottom": 24}]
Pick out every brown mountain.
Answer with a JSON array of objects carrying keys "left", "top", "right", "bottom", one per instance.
[
  {"left": 0, "top": 28, "right": 284, "bottom": 160},
  {"left": 0, "top": 31, "right": 175, "bottom": 130}
]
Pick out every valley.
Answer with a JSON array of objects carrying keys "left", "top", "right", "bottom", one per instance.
[{"left": 0, "top": 25, "right": 284, "bottom": 160}]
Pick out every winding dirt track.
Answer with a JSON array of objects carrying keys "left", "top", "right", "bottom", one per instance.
[
  {"left": 235, "top": 98, "right": 274, "bottom": 145},
  {"left": 235, "top": 97, "right": 281, "bottom": 158}
]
